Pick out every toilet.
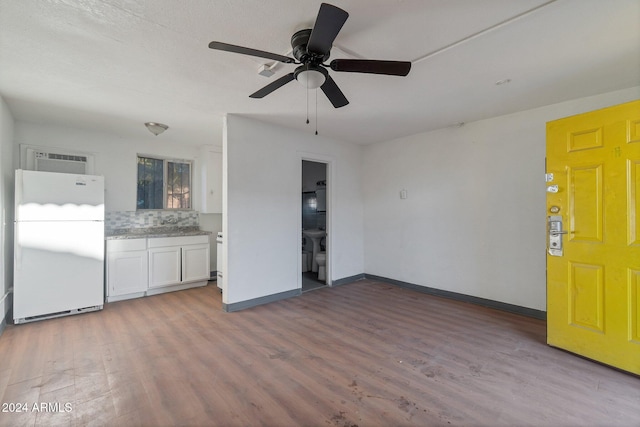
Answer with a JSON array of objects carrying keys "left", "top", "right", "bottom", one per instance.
[{"left": 316, "top": 252, "right": 326, "bottom": 281}]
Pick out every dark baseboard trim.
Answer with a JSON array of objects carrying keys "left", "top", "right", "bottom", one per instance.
[
  {"left": 220, "top": 273, "right": 544, "bottom": 320},
  {"left": 223, "top": 274, "right": 367, "bottom": 312},
  {"left": 223, "top": 289, "right": 301, "bottom": 312},
  {"left": 332, "top": 273, "right": 366, "bottom": 287},
  {"left": 365, "top": 274, "right": 546, "bottom": 320}
]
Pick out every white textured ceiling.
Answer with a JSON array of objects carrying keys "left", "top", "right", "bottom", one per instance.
[{"left": 0, "top": 0, "right": 639, "bottom": 146}]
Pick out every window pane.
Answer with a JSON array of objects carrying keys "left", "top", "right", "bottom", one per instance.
[
  {"left": 167, "top": 161, "right": 191, "bottom": 209},
  {"left": 137, "top": 157, "right": 163, "bottom": 209}
]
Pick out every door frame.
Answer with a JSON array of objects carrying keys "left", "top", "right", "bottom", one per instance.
[{"left": 298, "top": 152, "right": 333, "bottom": 290}]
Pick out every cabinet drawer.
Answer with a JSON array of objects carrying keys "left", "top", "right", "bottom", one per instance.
[
  {"left": 107, "top": 238, "right": 147, "bottom": 252},
  {"left": 147, "top": 235, "right": 209, "bottom": 248}
]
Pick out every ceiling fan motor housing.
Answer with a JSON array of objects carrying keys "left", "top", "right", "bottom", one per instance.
[{"left": 291, "top": 29, "right": 330, "bottom": 64}]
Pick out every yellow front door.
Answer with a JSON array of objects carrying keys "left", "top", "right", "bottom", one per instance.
[{"left": 546, "top": 99, "right": 640, "bottom": 375}]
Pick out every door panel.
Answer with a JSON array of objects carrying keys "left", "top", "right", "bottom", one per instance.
[
  {"left": 547, "top": 99, "right": 640, "bottom": 375},
  {"left": 568, "top": 262, "right": 604, "bottom": 332},
  {"left": 568, "top": 164, "right": 603, "bottom": 242},
  {"left": 628, "top": 159, "right": 640, "bottom": 245},
  {"left": 568, "top": 127, "right": 603, "bottom": 152},
  {"left": 629, "top": 269, "right": 640, "bottom": 343}
]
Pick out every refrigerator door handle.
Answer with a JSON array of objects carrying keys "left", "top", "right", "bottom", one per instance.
[{"left": 14, "top": 223, "right": 21, "bottom": 268}]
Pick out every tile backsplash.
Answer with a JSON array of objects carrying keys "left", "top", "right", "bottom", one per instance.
[{"left": 106, "top": 211, "right": 199, "bottom": 233}]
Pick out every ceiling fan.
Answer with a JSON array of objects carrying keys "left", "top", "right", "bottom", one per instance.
[{"left": 208, "top": 3, "right": 411, "bottom": 108}]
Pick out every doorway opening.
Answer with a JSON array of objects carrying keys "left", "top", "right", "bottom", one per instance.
[{"left": 301, "top": 160, "right": 327, "bottom": 292}]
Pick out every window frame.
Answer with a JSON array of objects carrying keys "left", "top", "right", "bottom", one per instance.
[{"left": 137, "top": 154, "right": 193, "bottom": 210}]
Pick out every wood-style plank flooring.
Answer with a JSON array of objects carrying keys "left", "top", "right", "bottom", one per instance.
[{"left": 0, "top": 279, "right": 638, "bottom": 426}]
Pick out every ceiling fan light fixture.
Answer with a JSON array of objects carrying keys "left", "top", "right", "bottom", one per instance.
[
  {"left": 296, "top": 69, "right": 326, "bottom": 89},
  {"left": 145, "top": 122, "right": 168, "bottom": 136}
]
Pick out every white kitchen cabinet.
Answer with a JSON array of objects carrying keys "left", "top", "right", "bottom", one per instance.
[
  {"left": 147, "top": 235, "right": 210, "bottom": 292},
  {"left": 182, "top": 244, "right": 211, "bottom": 282},
  {"left": 106, "top": 238, "right": 148, "bottom": 302},
  {"left": 148, "top": 246, "right": 182, "bottom": 288},
  {"left": 105, "top": 234, "right": 210, "bottom": 302}
]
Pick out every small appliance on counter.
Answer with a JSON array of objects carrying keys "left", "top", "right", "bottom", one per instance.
[{"left": 13, "top": 170, "right": 105, "bottom": 324}]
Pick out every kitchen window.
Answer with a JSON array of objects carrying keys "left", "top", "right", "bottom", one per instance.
[{"left": 137, "top": 156, "right": 192, "bottom": 209}]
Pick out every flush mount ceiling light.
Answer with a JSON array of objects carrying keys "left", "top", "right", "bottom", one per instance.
[{"left": 145, "top": 122, "right": 168, "bottom": 136}]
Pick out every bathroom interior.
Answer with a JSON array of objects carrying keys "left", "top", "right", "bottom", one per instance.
[{"left": 301, "top": 160, "right": 327, "bottom": 292}]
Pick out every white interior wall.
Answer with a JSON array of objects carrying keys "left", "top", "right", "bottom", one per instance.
[
  {"left": 14, "top": 121, "right": 207, "bottom": 212},
  {"left": 363, "top": 86, "right": 640, "bottom": 311},
  {"left": 0, "top": 96, "right": 14, "bottom": 326},
  {"left": 223, "top": 115, "right": 364, "bottom": 306}
]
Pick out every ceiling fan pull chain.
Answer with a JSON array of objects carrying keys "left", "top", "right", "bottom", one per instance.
[
  {"left": 315, "top": 89, "right": 318, "bottom": 135},
  {"left": 306, "top": 87, "right": 310, "bottom": 124}
]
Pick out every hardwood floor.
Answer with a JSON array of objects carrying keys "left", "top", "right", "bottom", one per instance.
[{"left": 0, "top": 279, "right": 638, "bottom": 427}]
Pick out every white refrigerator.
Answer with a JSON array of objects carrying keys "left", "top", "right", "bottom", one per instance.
[{"left": 14, "top": 170, "right": 105, "bottom": 324}]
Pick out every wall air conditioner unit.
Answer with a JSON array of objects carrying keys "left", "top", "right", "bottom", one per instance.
[{"left": 25, "top": 147, "right": 95, "bottom": 175}]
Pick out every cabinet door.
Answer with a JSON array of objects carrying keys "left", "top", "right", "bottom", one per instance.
[
  {"left": 182, "top": 244, "right": 210, "bottom": 283},
  {"left": 201, "top": 150, "right": 222, "bottom": 214},
  {"left": 107, "top": 250, "right": 148, "bottom": 296},
  {"left": 148, "top": 246, "right": 182, "bottom": 288}
]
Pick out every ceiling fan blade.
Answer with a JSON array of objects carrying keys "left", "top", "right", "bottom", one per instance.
[
  {"left": 249, "top": 73, "right": 296, "bottom": 98},
  {"left": 330, "top": 59, "right": 411, "bottom": 76},
  {"left": 307, "top": 3, "right": 349, "bottom": 56},
  {"left": 320, "top": 75, "right": 349, "bottom": 108},
  {"left": 208, "top": 41, "right": 295, "bottom": 64}
]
